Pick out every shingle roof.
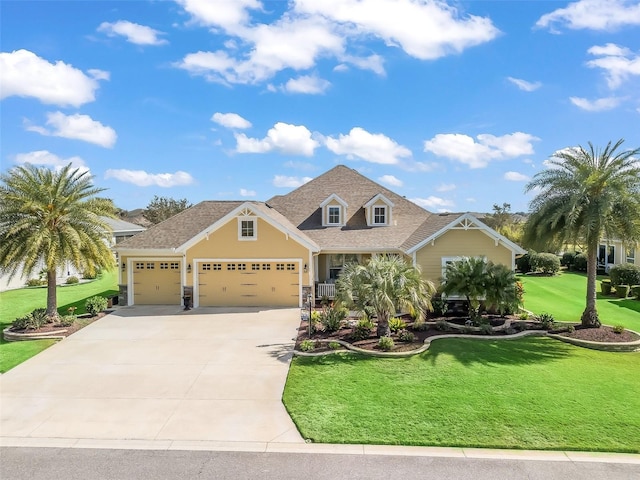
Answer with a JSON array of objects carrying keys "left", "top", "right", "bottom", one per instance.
[
  {"left": 266, "top": 165, "right": 434, "bottom": 251},
  {"left": 102, "top": 217, "right": 147, "bottom": 234},
  {"left": 116, "top": 201, "right": 318, "bottom": 251}
]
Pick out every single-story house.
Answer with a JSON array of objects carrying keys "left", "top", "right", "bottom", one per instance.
[
  {"left": 116, "top": 165, "right": 526, "bottom": 308},
  {"left": 598, "top": 239, "right": 639, "bottom": 272}
]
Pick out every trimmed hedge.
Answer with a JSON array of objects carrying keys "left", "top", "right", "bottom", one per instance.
[
  {"left": 531, "top": 253, "right": 561, "bottom": 275},
  {"left": 574, "top": 253, "right": 588, "bottom": 272},
  {"left": 609, "top": 264, "right": 640, "bottom": 287}
]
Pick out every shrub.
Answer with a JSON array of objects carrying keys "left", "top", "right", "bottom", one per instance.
[
  {"left": 12, "top": 308, "right": 49, "bottom": 330},
  {"left": 462, "top": 325, "right": 474, "bottom": 334},
  {"left": 616, "top": 285, "right": 630, "bottom": 298},
  {"left": 412, "top": 321, "right": 430, "bottom": 331},
  {"left": 431, "top": 297, "right": 448, "bottom": 316},
  {"left": 58, "top": 315, "right": 76, "bottom": 327},
  {"left": 613, "top": 325, "right": 625, "bottom": 334},
  {"left": 85, "top": 295, "right": 108, "bottom": 316},
  {"left": 531, "top": 253, "right": 561, "bottom": 275},
  {"left": 573, "top": 253, "right": 588, "bottom": 272},
  {"left": 12, "top": 315, "right": 32, "bottom": 330},
  {"left": 65, "top": 276, "right": 79, "bottom": 285},
  {"left": 609, "top": 264, "right": 640, "bottom": 288},
  {"left": 601, "top": 279, "right": 612, "bottom": 295},
  {"left": 632, "top": 285, "right": 640, "bottom": 300},
  {"left": 299, "top": 339, "right": 316, "bottom": 352},
  {"left": 397, "top": 329, "right": 415, "bottom": 342},
  {"left": 351, "top": 318, "right": 374, "bottom": 341},
  {"left": 388, "top": 317, "right": 407, "bottom": 333},
  {"left": 538, "top": 313, "right": 555, "bottom": 330},
  {"left": 518, "top": 311, "right": 529, "bottom": 320},
  {"left": 561, "top": 252, "right": 577, "bottom": 267},
  {"left": 319, "top": 305, "right": 348, "bottom": 332},
  {"left": 378, "top": 336, "right": 394, "bottom": 351},
  {"left": 328, "top": 341, "right": 341, "bottom": 350},
  {"left": 435, "top": 319, "right": 449, "bottom": 331},
  {"left": 26, "top": 278, "right": 45, "bottom": 287},
  {"left": 567, "top": 325, "right": 575, "bottom": 333},
  {"left": 479, "top": 323, "right": 493, "bottom": 335},
  {"left": 516, "top": 252, "right": 534, "bottom": 273},
  {"left": 82, "top": 270, "right": 97, "bottom": 280}
]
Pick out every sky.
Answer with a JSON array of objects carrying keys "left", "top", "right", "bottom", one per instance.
[{"left": 1, "top": 0, "right": 639, "bottom": 214}]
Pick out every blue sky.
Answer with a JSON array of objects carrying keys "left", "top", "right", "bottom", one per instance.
[{"left": 1, "top": 0, "right": 639, "bottom": 214}]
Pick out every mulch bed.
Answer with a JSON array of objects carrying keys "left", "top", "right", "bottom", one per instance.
[
  {"left": 559, "top": 325, "right": 640, "bottom": 343},
  {"left": 7, "top": 312, "right": 107, "bottom": 338},
  {"left": 296, "top": 311, "right": 639, "bottom": 353}
]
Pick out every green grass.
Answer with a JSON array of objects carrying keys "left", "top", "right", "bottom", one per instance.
[
  {"left": 284, "top": 337, "right": 640, "bottom": 452},
  {"left": 0, "top": 270, "right": 118, "bottom": 373},
  {"left": 520, "top": 271, "right": 640, "bottom": 331}
]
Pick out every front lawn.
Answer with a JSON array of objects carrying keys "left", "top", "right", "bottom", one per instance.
[
  {"left": 520, "top": 271, "right": 640, "bottom": 331},
  {"left": 283, "top": 337, "right": 640, "bottom": 453},
  {"left": 0, "top": 270, "right": 118, "bottom": 373}
]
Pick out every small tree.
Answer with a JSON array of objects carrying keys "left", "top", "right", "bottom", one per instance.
[
  {"left": 142, "top": 196, "right": 192, "bottom": 224},
  {"left": 336, "top": 255, "right": 435, "bottom": 337}
]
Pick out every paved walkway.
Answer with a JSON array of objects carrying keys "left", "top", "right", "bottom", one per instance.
[{"left": 0, "top": 306, "right": 303, "bottom": 444}]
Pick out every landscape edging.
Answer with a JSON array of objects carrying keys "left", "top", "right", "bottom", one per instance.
[{"left": 3, "top": 326, "right": 67, "bottom": 342}]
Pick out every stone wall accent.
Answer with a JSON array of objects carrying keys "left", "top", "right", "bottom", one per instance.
[{"left": 118, "top": 284, "right": 128, "bottom": 306}]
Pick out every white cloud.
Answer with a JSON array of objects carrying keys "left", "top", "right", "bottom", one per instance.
[
  {"left": 14, "top": 150, "right": 89, "bottom": 173},
  {"left": 295, "top": 0, "right": 500, "bottom": 60},
  {"left": 239, "top": 188, "right": 256, "bottom": 197},
  {"left": 0, "top": 49, "right": 103, "bottom": 107},
  {"left": 504, "top": 171, "right": 530, "bottom": 182},
  {"left": 26, "top": 112, "right": 117, "bottom": 148},
  {"left": 570, "top": 96, "right": 623, "bottom": 111},
  {"left": 211, "top": 112, "right": 252, "bottom": 129},
  {"left": 97, "top": 20, "right": 168, "bottom": 45},
  {"left": 423, "top": 132, "right": 539, "bottom": 169},
  {"left": 174, "top": 0, "right": 497, "bottom": 86},
  {"left": 235, "top": 122, "right": 319, "bottom": 156},
  {"left": 87, "top": 69, "right": 110, "bottom": 81},
  {"left": 536, "top": 0, "right": 640, "bottom": 31},
  {"left": 283, "top": 75, "right": 331, "bottom": 94},
  {"left": 507, "top": 77, "right": 541, "bottom": 92},
  {"left": 410, "top": 196, "right": 454, "bottom": 211},
  {"left": 436, "top": 183, "right": 456, "bottom": 192},
  {"left": 325, "top": 127, "right": 412, "bottom": 165},
  {"left": 378, "top": 175, "right": 403, "bottom": 187},
  {"left": 105, "top": 169, "right": 194, "bottom": 187},
  {"left": 283, "top": 160, "right": 316, "bottom": 171},
  {"left": 586, "top": 43, "right": 640, "bottom": 89},
  {"left": 272, "top": 175, "right": 312, "bottom": 188}
]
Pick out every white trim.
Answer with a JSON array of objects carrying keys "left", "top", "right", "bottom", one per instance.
[
  {"left": 237, "top": 217, "right": 257, "bottom": 241},
  {"left": 127, "top": 256, "right": 183, "bottom": 306},
  {"left": 177, "top": 202, "right": 319, "bottom": 253},
  {"left": 364, "top": 193, "right": 394, "bottom": 227},
  {"left": 326, "top": 205, "right": 343, "bottom": 226},
  {"left": 364, "top": 193, "right": 395, "bottom": 208},
  {"left": 406, "top": 213, "right": 526, "bottom": 255},
  {"left": 320, "top": 193, "right": 348, "bottom": 208},
  {"left": 192, "top": 257, "right": 303, "bottom": 308},
  {"left": 372, "top": 205, "right": 388, "bottom": 226}
]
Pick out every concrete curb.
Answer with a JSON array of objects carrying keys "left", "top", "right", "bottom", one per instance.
[
  {"left": 1, "top": 436, "right": 638, "bottom": 464},
  {"left": 2, "top": 326, "right": 67, "bottom": 342}
]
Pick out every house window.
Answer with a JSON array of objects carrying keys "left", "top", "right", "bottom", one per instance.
[
  {"left": 598, "top": 245, "right": 615, "bottom": 265},
  {"left": 287, "top": 263, "right": 296, "bottom": 271},
  {"left": 328, "top": 206, "right": 341, "bottom": 225},
  {"left": 627, "top": 248, "right": 636, "bottom": 264},
  {"left": 238, "top": 218, "right": 257, "bottom": 240},
  {"left": 135, "top": 262, "right": 144, "bottom": 270},
  {"left": 373, "top": 206, "right": 386, "bottom": 225},
  {"left": 328, "top": 254, "right": 359, "bottom": 280},
  {"left": 238, "top": 263, "right": 246, "bottom": 271}
]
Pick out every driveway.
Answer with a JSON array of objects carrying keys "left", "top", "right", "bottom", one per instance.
[{"left": 0, "top": 307, "right": 304, "bottom": 444}]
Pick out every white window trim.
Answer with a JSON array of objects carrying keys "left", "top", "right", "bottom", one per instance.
[
  {"left": 238, "top": 217, "right": 257, "bottom": 241},
  {"left": 372, "top": 205, "right": 387, "bottom": 226},
  {"left": 326, "top": 205, "right": 342, "bottom": 226},
  {"left": 626, "top": 247, "right": 636, "bottom": 264}
]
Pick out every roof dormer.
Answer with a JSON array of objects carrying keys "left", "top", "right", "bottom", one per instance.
[
  {"left": 364, "top": 193, "right": 394, "bottom": 227},
  {"left": 320, "top": 194, "right": 348, "bottom": 227}
]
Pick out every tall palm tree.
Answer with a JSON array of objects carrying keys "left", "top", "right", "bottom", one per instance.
[
  {"left": 524, "top": 140, "right": 640, "bottom": 327},
  {"left": 336, "top": 255, "right": 435, "bottom": 337},
  {"left": 0, "top": 164, "right": 116, "bottom": 318}
]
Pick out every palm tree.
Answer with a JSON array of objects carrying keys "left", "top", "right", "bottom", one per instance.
[
  {"left": 484, "top": 262, "right": 520, "bottom": 317},
  {"left": 0, "top": 164, "right": 116, "bottom": 319},
  {"left": 336, "top": 255, "right": 435, "bottom": 337},
  {"left": 524, "top": 139, "right": 640, "bottom": 327},
  {"left": 440, "top": 257, "right": 489, "bottom": 320}
]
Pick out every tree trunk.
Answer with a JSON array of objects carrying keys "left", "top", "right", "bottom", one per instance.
[
  {"left": 580, "top": 243, "right": 601, "bottom": 328},
  {"left": 46, "top": 269, "right": 58, "bottom": 320},
  {"left": 376, "top": 311, "right": 391, "bottom": 337}
]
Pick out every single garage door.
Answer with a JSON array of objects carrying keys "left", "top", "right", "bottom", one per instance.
[
  {"left": 132, "top": 261, "right": 182, "bottom": 305},
  {"left": 198, "top": 261, "right": 299, "bottom": 307}
]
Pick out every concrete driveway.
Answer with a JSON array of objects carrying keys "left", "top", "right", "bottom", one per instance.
[{"left": 0, "top": 307, "right": 304, "bottom": 445}]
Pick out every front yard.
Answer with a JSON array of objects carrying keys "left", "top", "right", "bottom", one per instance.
[
  {"left": 284, "top": 337, "right": 640, "bottom": 452},
  {"left": 0, "top": 270, "right": 118, "bottom": 373}
]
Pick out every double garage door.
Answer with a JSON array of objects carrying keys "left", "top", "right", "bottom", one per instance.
[{"left": 197, "top": 261, "right": 300, "bottom": 307}]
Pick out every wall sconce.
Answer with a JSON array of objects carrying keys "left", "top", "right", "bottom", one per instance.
[
  {"left": 187, "top": 264, "right": 192, "bottom": 273},
  {"left": 304, "top": 263, "right": 308, "bottom": 273},
  {"left": 121, "top": 262, "right": 125, "bottom": 271}
]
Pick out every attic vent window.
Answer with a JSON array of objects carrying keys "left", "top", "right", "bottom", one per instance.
[{"left": 238, "top": 217, "right": 257, "bottom": 241}]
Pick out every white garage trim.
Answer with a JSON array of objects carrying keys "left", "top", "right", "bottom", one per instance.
[{"left": 192, "top": 258, "right": 303, "bottom": 308}]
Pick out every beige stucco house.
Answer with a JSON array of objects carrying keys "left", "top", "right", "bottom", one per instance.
[
  {"left": 116, "top": 165, "right": 525, "bottom": 308},
  {"left": 598, "top": 239, "right": 639, "bottom": 272}
]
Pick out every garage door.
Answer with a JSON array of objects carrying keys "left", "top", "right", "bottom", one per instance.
[
  {"left": 132, "top": 261, "right": 182, "bottom": 305},
  {"left": 198, "top": 261, "right": 299, "bottom": 307}
]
